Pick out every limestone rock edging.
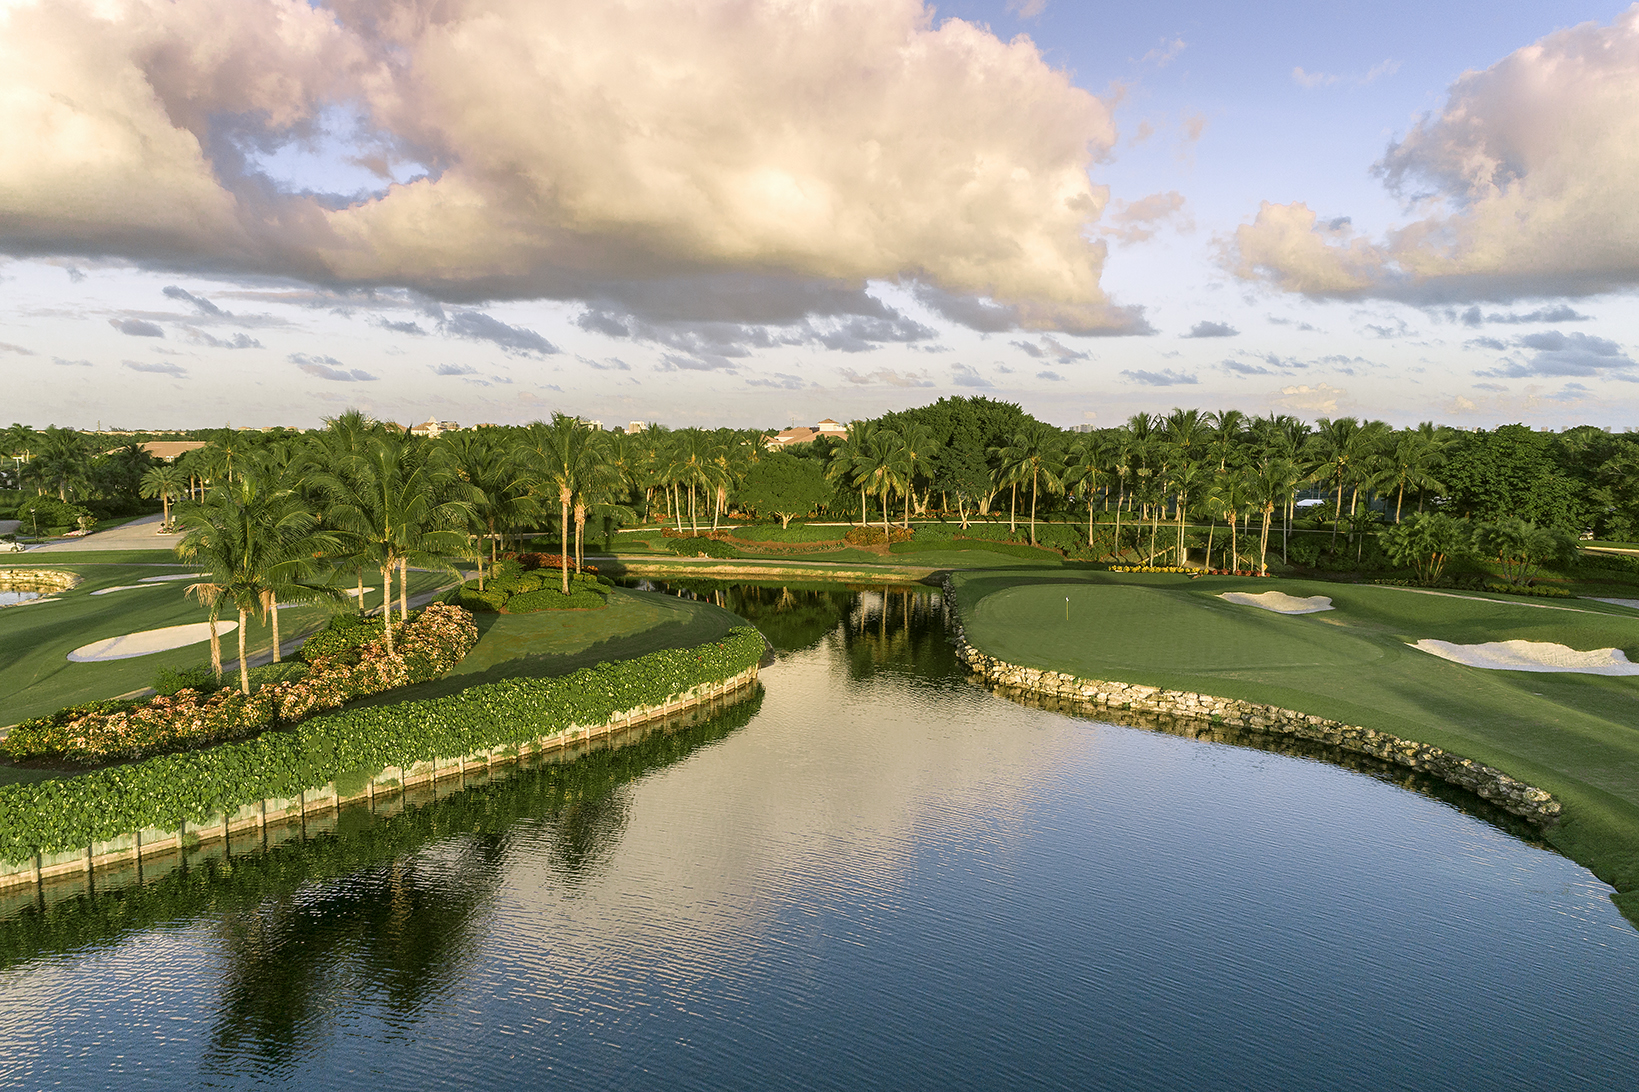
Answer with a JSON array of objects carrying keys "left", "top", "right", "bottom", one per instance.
[{"left": 939, "top": 575, "right": 1560, "bottom": 826}]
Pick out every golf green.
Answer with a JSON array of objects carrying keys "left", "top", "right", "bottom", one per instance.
[{"left": 953, "top": 570, "right": 1639, "bottom": 923}]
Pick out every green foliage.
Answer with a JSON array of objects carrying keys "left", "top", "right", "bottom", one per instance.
[
  {"left": 1471, "top": 517, "right": 1576, "bottom": 586},
  {"left": 153, "top": 665, "right": 218, "bottom": 697},
  {"left": 300, "top": 618, "right": 387, "bottom": 661},
  {"left": 1383, "top": 512, "right": 1472, "bottom": 585},
  {"left": 506, "top": 575, "right": 608, "bottom": 612},
  {"left": 667, "top": 536, "right": 739, "bottom": 558},
  {"left": 729, "top": 523, "right": 846, "bottom": 543},
  {"left": 16, "top": 495, "right": 90, "bottom": 533},
  {"left": 738, "top": 453, "right": 835, "bottom": 527},
  {"left": 0, "top": 626, "right": 765, "bottom": 862},
  {"left": 1442, "top": 424, "right": 1588, "bottom": 532}
]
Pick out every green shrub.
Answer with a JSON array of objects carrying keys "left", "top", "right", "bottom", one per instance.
[
  {"left": 153, "top": 665, "right": 219, "bottom": 697},
  {"left": 16, "top": 496, "right": 90, "bottom": 534},
  {"left": 301, "top": 617, "right": 394, "bottom": 661},
  {"left": 845, "top": 525, "right": 913, "bottom": 546},
  {"left": 667, "top": 536, "right": 739, "bottom": 558},
  {"left": 0, "top": 626, "right": 766, "bottom": 863},
  {"left": 506, "top": 585, "right": 607, "bottom": 611}
]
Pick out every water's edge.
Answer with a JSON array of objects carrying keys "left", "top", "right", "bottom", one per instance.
[{"left": 939, "top": 574, "right": 1562, "bottom": 826}]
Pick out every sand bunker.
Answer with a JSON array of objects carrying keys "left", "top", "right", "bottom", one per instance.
[
  {"left": 91, "top": 585, "right": 155, "bottom": 596},
  {"left": 137, "top": 573, "right": 204, "bottom": 583},
  {"left": 67, "top": 621, "right": 238, "bottom": 662},
  {"left": 1412, "top": 639, "right": 1639, "bottom": 675},
  {"left": 1219, "top": 591, "right": 1335, "bottom": 615}
]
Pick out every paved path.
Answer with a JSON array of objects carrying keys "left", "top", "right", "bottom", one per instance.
[{"left": 26, "top": 513, "right": 181, "bottom": 553}]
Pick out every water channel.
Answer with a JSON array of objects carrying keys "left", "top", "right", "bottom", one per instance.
[{"left": 1, "top": 584, "right": 1636, "bottom": 1090}]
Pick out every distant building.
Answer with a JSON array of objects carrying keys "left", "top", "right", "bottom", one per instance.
[
  {"left": 765, "top": 418, "right": 848, "bottom": 450},
  {"left": 409, "top": 418, "right": 461, "bottom": 438},
  {"left": 625, "top": 421, "right": 647, "bottom": 434},
  {"left": 1069, "top": 424, "right": 1096, "bottom": 433}
]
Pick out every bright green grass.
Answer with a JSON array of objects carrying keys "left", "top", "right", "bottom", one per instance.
[
  {"left": 0, "top": 564, "right": 449, "bottom": 731},
  {"left": 953, "top": 570, "right": 1639, "bottom": 925},
  {"left": 729, "top": 524, "right": 848, "bottom": 543},
  {"left": 4, "top": 550, "right": 179, "bottom": 565},
  {"left": 347, "top": 586, "right": 745, "bottom": 707}
]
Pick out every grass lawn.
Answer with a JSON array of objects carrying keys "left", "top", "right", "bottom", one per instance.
[
  {"left": 952, "top": 570, "right": 1639, "bottom": 926},
  {"left": 0, "top": 564, "right": 450, "bottom": 732},
  {"left": 326, "top": 586, "right": 747, "bottom": 708}
]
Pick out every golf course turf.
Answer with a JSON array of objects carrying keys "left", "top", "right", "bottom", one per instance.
[{"left": 951, "top": 569, "right": 1639, "bottom": 926}]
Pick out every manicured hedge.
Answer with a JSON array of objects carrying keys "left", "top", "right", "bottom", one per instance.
[
  {"left": 0, "top": 625, "right": 766, "bottom": 863},
  {"left": 666, "top": 536, "right": 739, "bottom": 558},
  {"left": 846, "top": 525, "right": 912, "bottom": 545},
  {"left": 890, "top": 538, "right": 1062, "bottom": 560},
  {"left": 3, "top": 606, "right": 478, "bottom": 764},
  {"left": 459, "top": 569, "right": 609, "bottom": 612}
]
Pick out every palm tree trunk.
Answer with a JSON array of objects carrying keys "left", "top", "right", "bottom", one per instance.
[
  {"left": 381, "top": 565, "right": 395, "bottom": 654},
  {"left": 1332, "top": 477, "right": 1344, "bottom": 548},
  {"left": 209, "top": 612, "right": 222, "bottom": 681},
  {"left": 1260, "top": 507, "right": 1273, "bottom": 574},
  {"left": 1087, "top": 495, "right": 1095, "bottom": 547},
  {"left": 860, "top": 487, "right": 866, "bottom": 526},
  {"left": 1029, "top": 469, "right": 1038, "bottom": 546},
  {"left": 399, "top": 557, "right": 408, "bottom": 620},
  {"left": 238, "top": 609, "right": 251, "bottom": 694},
  {"left": 270, "top": 602, "right": 281, "bottom": 663},
  {"left": 1395, "top": 483, "right": 1405, "bottom": 523},
  {"left": 560, "top": 497, "right": 572, "bottom": 595},
  {"left": 1206, "top": 520, "right": 1216, "bottom": 569},
  {"left": 1009, "top": 483, "right": 1017, "bottom": 534},
  {"left": 881, "top": 488, "right": 890, "bottom": 538},
  {"left": 1113, "top": 488, "right": 1123, "bottom": 561}
]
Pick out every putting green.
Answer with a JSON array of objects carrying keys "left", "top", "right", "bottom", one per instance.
[{"left": 954, "top": 570, "right": 1639, "bottom": 925}]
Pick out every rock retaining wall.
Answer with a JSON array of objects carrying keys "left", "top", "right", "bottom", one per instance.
[{"left": 940, "top": 575, "right": 1561, "bottom": 826}]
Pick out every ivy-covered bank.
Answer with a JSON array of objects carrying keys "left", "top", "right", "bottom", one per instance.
[{"left": 0, "top": 626, "right": 766, "bottom": 866}]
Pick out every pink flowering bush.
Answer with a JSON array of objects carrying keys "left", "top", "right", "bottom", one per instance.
[{"left": 5, "top": 604, "right": 478, "bottom": 765}]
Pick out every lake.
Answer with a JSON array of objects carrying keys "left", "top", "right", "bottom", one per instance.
[{"left": 1, "top": 585, "right": 1635, "bottom": 1091}]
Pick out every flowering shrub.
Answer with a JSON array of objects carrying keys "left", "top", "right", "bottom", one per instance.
[
  {"left": 1109, "top": 565, "right": 1272, "bottom": 576},
  {"left": 4, "top": 604, "right": 479, "bottom": 765},
  {"left": 845, "top": 525, "right": 913, "bottom": 546},
  {"left": 510, "top": 552, "right": 598, "bottom": 575}
]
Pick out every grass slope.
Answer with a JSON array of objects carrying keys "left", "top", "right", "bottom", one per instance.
[
  {"left": 952, "top": 570, "right": 1639, "bottom": 924},
  {"left": 347, "top": 586, "right": 745, "bottom": 707}
]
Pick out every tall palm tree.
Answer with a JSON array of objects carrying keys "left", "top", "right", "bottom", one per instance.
[
  {"left": 140, "top": 464, "right": 187, "bottom": 529},
  {"left": 1246, "top": 457, "right": 1301, "bottom": 574},
  {"left": 520, "top": 414, "right": 602, "bottom": 594},
  {"left": 991, "top": 423, "right": 1064, "bottom": 547},
  {"left": 174, "top": 474, "right": 340, "bottom": 693},
  {"left": 1063, "top": 434, "right": 1109, "bottom": 549},
  {"left": 22, "top": 426, "right": 92, "bottom": 501},
  {"left": 828, "top": 420, "right": 879, "bottom": 527}
]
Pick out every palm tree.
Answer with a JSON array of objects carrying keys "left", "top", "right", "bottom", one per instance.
[
  {"left": 1247, "top": 457, "right": 1301, "bottom": 574},
  {"left": 858, "top": 428, "right": 910, "bottom": 537},
  {"left": 1063, "top": 435, "right": 1109, "bottom": 549},
  {"left": 990, "top": 423, "right": 1064, "bottom": 547},
  {"left": 1307, "top": 417, "right": 1371, "bottom": 549},
  {"left": 22, "top": 426, "right": 92, "bottom": 501},
  {"left": 441, "top": 428, "right": 534, "bottom": 587},
  {"left": 175, "top": 474, "right": 341, "bottom": 693},
  {"left": 520, "top": 414, "right": 602, "bottom": 594},
  {"left": 140, "top": 464, "right": 187, "bottom": 529}
]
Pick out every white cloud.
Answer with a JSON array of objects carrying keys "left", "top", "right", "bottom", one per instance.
[
  {"left": 1101, "top": 191, "right": 1192, "bottom": 245},
  {"left": 0, "top": 0, "right": 1131, "bottom": 332},
  {"left": 1238, "top": 9, "right": 1639, "bottom": 300},
  {"left": 1271, "top": 382, "right": 1350, "bottom": 414}
]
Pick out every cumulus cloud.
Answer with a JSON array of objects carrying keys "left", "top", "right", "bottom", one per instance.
[
  {"left": 291, "top": 353, "right": 376, "bottom": 381},
  {"left": 950, "top": 363, "right": 993, "bottom": 388},
  {"left": 0, "top": 342, "right": 35, "bottom": 355},
  {"left": 837, "top": 367, "right": 934, "bottom": 388},
  {"left": 380, "top": 319, "right": 428, "bottom": 335},
  {"left": 186, "top": 329, "right": 261, "bottom": 349},
  {"left": 162, "top": 285, "right": 225, "bottom": 316},
  {"left": 0, "top": 0, "right": 1132, "bottom": 332},
  {"left": 1236, "top": 9, "right": 1639, "bottom": 300},
  {"left": 1036, "top": 369, "right": 1064, "bottom": 381},
  {"left": 746, "top": 373, "right": 805, "bottom": 389},
  {"left": 109, "top": 317, "right": 164, "bottom": 337},
  {"left": 1450, "top": 303, "right": 1589, "bottom": 326},
  {"left": 433, "top": 363, "right": 478, "bottom": 376},
  {"left": 1101, "top": 191, "right": 1192, "bottom": 245},
  {"left": 1121, "top": 368, "right": 1197, "bottom": 386},
  {"left": 123, "top": 359, "right": 186, "bottom": 377},
  {"left": 1183, "top": 320, "right": 1237, "bottom": 338},
  {"left": 440, "top": 311, "right": 558, "bottom": 356},
  {"left": 1272, "top": 383, "right": 1350, "bottom": 414},
  {"left": 575, "top": 299, "right": 935, "bottom": 358},
  {"left": 1476, "top": 330, "right": 1638, "bottom": 380},
  {"left": 1007, "top": 0, "right": 1047, "bottom": 19}
]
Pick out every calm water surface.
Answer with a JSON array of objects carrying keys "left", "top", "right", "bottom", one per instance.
[
  {"left": 0, "top": 592, "right": 40, "bottom": 608},
  {"left": 1, "top": 586, "right": 1636, "bottom": 1091}
]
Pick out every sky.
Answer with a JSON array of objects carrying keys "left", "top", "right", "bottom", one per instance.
[{"left": 3, "top": 0, "right": 1638, "bottom": 432}]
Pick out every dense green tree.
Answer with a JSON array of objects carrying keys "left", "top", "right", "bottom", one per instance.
[
  {"left": 739, "top": 453, "right": 836, "bottom": 527},
  {"left": 1442, "top": 424, "right": 1587, "bottom": 532}
]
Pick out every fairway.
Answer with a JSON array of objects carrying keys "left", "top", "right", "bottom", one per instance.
[{"left": 954, "top": 570, "right": 1639, "bottom": 923}]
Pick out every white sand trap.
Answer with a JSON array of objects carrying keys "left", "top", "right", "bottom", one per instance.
[
  {"left": 1412, "top": 639, "right": 1639, "bottom": 675},
  {"left": 1219, "top": 591, "right": 1335, "bottom": 615},
  {"left": 137, "top": 573, "right": 204, "bottom": 583},
  {"left": 68, "top": 621, "right": 238, "bottom": 662},
  {"left": 91, "top": 585, "right": 156, "bottom": 596}
]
